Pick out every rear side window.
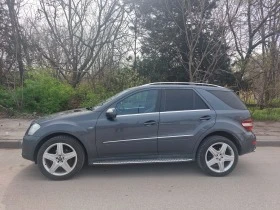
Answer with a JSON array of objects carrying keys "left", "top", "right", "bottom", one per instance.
[
  {"left": 162, "top": 89, "right": 208, "bottom": 111},
  {"left": 206, "top": 90, "right": 247, "bottom": 110}
]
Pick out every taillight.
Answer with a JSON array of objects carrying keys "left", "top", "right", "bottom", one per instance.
[{"left": 242, "top": 118, "right": 253, "bottom": 131}]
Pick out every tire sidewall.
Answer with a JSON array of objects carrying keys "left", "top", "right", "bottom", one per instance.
[
  {"left": 37, "top": 136, "right": 85, "bottom": 180},
  {"left": 197, "top": 136, "right": 238, "bottom": 177}
]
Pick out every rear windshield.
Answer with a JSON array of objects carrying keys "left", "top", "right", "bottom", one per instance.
[{"left": 207, "top": 90, "right": 247, "bottom": 110}]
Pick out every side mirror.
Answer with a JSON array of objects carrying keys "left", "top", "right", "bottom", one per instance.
[{"left": 106, "top": 108, "right": 117, "bottom": 120}]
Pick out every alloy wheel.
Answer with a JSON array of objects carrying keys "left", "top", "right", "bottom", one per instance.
[
  {"left": 42, "top": 143, "right": 77, "bottom": 176},
  {"left": 205, "top": 142, "right": 235, "bottom": 173}
]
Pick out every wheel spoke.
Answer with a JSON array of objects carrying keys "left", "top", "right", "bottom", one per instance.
[
  {"left": 49, "top": 162, "right": 60, "bottom": 174},
  {"left": 224, "top": 155, "right": 234, "bottom": 162},
  {"left": 43, "top": 153, "right": 56, "bottom": 162},
  {"left": 209, "top": 146, "right": 218, "bottom": 156},
  {"left": 220, "top": 143, "right": 228, "bottom": 154},
  {"left": 206, "top": 157, "right": 218, "bottom": 167},
  {"left": 61, "top": 161, "right": 72, "bottom": 173},
  {"left": 217, "top": 161, "right": 225, "bottom": 172},
  {"left": 64, "top": 151, "right": 76, "bottom": 161},
  {"left": 56, "top": 143, "right": 64, "bottom": 155}
]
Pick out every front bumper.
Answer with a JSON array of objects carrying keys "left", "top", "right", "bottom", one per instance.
[{"left": 22, "top": 135, "right": 40, "bottom": 162}]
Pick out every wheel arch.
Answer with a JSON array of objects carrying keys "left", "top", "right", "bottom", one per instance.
[
  {"left": 195, "top": 131, "right": 242, "bottom": 158},
  {"left": 33, "top": 132, "right": 88, "bottom": 164}
]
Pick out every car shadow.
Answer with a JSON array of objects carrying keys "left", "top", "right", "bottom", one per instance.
[
  {"left": 5, "top": 159, "right": 252, "bottom": 182},
  {"left": 78, "top": 162, "right": 203, "bottom": 179},
  {"left": 11, "top": 161, "right": 204, "bottom": 182}
]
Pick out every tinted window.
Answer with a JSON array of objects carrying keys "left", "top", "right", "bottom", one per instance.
[
  {"left": 116, "top": 90, "right": 158, "bottom": 115},
  {"left": 163, "top": 89, "right": 208, "bottom": 111},
  {"left": 207, "top": 90, "right": 247, "bottom": 110},
  {"left": 194, "top": 92, "right": 209, "bottom": 109}
]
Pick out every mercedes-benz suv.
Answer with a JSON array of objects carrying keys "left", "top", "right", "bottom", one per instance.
[{"left": 22, "top": 82, "right": 256, "bottom": 180}]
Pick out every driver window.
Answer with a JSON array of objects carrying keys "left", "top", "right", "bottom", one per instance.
[{"left": 116, "top": 90, "right": 158, "bottom": 115}]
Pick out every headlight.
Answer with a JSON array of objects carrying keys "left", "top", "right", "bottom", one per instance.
[{"left": 28, "top": 123, "right": 41, "bottom": 136}]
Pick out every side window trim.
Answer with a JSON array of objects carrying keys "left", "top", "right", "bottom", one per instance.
[
  {"left": 117, "top": 112, "right": 160, "bottom": 117},
  {"left": 160, "top": 109, "right": 211, "bottom": 114}
]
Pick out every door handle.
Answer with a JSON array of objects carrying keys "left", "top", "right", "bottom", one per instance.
[
  {"left": 200, "top": 116, "right": 211, "bottom": 121},
  {"left": 144, "top": 120, "right": 157, "bottom": 126}
]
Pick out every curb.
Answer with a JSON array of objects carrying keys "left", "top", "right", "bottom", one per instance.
[
  {"left": 0, "top": 140, "right": 22, "bottom": 149},
  {"left": 257, "top": 141, "right": 280, "bottom": 147},
  {"left": 0, "top": 139, "right": 280, "bottom": 149}
]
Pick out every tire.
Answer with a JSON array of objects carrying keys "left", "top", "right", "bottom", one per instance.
[
  {"left": 37, "top": 135, "right": 85, "bottom": 180},
  {"left": 197, "top": 135, "right": 238, "bottom": 177}
]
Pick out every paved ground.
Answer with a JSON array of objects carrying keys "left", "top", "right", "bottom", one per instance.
[{"left": 1, "top": 148, "right": 280, "bottom": 210}]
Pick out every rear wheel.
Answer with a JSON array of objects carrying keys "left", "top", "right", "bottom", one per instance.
[
  {"left": 197, "top": 136, "right": 238, "bottom": 177},
  {"left": 37, "top": 135, "right": 85, "bottom": 180}
]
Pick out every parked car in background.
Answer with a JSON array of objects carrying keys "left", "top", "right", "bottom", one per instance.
[{"left": 22, "top": 82, "right": 256, "bottom": 180}]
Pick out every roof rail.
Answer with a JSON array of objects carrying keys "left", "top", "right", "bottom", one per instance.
[{"left": 145, "top": 82, "right": 223, "bottom": 88}]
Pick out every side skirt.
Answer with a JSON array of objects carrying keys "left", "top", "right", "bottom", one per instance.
[{"left": 89, "top": 157, "right": 194, "bottom": 165}]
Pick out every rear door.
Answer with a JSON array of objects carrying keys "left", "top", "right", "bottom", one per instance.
[{"left": 158, "top": 88, "right": 216, "bottom": 155}]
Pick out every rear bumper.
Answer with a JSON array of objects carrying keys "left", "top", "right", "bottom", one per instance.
[
  {"left": 22, "top": 135, "right": 40, "bottom": 162},
  {"left": 239, "top": 132, "right": 256, "bottom": 155}
]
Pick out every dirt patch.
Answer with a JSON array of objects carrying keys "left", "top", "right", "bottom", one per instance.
[
  {"left": 0, "top": 112, "right": 8, "bottom": 118},
  {"left": 254, "top": 121, "right": 280, "bottom": 136},
  {"left": 0, "top": 119, "right": 33, "bottom": 140}
]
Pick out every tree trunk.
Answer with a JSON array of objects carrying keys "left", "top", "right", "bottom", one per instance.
[{"left": 6, "top": 0, "right": 25, "bottom": 85}]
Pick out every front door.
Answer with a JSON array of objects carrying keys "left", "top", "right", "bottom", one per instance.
[
  {"left": 158, "top": 88, "right": 216, "bottom": 155},
  {"left": 95, "top": 89, "right": 160, "bottom": 158}
]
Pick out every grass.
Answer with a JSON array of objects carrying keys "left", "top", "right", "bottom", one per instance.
[{"left": 248, "top": 107, "right": 280, "bottom": 121}]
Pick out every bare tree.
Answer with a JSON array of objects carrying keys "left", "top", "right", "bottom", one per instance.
[
  {"left": 225, "top": 0, "right": 280, "bottom": 89},
  {"left": 249, "top": 0, "right": 280, "bottom": 108},
  {"left": 6, "top": 0, "right": 25, "bottom": 85},
  {"left": 31, "top": 0, "right": 127, "bottom": 87},
  {"left": 0, "top": 0, "right": 27, "bottom": 87},
  {"left": 165, "top": 0, "right": 230, "bottom": 82},
  {"left": 125, "top": 2, "right": 141, "bottom": 70}
]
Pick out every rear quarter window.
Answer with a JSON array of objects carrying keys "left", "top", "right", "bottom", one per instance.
[{"left": 206, "top": 90, "right": 247, "bottom": 110}]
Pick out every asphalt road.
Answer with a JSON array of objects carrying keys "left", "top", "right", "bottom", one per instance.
[{"left": 1, "top": 148, "right": 280, "bottom": 210}]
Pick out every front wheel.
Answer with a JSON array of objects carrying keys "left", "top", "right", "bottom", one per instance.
[
  {"left": 197, "top": 136, "right": 238, "bottom": 177},
  {"left": 37, "top": 135, "right": 85, "bottom": 180}
]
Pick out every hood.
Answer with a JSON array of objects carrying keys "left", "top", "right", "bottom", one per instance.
[{"left": 34, "top": 108, "right": 100, "bottom": 125}]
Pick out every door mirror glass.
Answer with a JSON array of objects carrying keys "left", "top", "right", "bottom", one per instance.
[{"left": 106, "top": 108, "right": 117, "bottom": 120}]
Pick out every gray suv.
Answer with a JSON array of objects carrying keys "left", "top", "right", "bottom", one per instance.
[{"left": 22, "top": 82, "right": 256, "bottom": 180}]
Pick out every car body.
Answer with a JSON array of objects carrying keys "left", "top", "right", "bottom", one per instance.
[{"left": 22, "top": 82, "right": 256, "bottom": 180}]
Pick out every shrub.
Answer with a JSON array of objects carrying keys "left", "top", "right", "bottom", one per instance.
[
  {"left": 76, "top": 68, "right": 148, "bottom": 108},
  {"left": 0, "top": 67, "right": 149, "bottom": 115},
  {"left": 19, "top": 70, "right": 74, "bottom": 114},
  {"left": 75, "top": 84, "right": 115, "bottom": 108},
  {"left": 0, "top": 87, "right": 16, "bottom": 108},
  {"left": 104, "top": 67, "right": 148, "bottom": 92},
  {"left": 249, "top": 107, "right": 280, "bottom": 121},
  {"left": 269, "top": 98, "right": 280, "bottom": 108}
]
